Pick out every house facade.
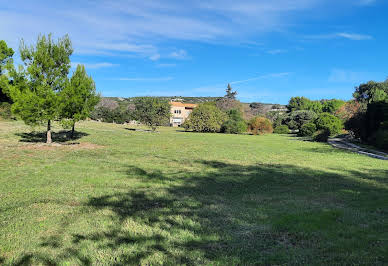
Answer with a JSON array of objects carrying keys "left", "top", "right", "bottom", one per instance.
[{"left": 169, "top": 101, "right": 197, "bottom": 127}]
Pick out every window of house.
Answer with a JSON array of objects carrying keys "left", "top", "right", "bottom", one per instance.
[{"left": 174, "top": 110, "right": 181, "bottom": 114}]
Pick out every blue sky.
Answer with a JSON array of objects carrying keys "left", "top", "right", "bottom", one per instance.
[{"left": 1, "top": 0, "right": 387, "bottom": 104}]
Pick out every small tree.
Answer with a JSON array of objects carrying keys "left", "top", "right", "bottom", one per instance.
[
  {"left": 221, "top": 109, "right": 247, "bottom": 134},
  {"left": 183, "top": 103, "right": 227, "bottom": 133},
  {"left": 8, "top": 34, "right": 73, "bottom": 143},
  {"left": 225, "top": 83, "right": 237, "bottom": 99},
  {"left": 0, "top": 40, "right": 14, "bottom": 103},
  {"left": 59, "top": 64, "right": 100, "bottom": 138},
  {"left": 248, "top": 117, "right": 273, "bottom": 135},
  {"left": 133, "top": 97, "right": 170, "bottom": 131},
  {"left": 315, "top": 113, "right": 343, "bottom": 136}
]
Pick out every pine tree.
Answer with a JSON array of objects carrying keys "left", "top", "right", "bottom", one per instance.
[
  {"left": 8, "top": 34, "right": 73, "bottom": 143},
  {"left": 59, "top": 64, "right": 100, "bottom": 138}
]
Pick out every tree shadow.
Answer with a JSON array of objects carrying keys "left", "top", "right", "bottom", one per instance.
[
  {"left": 15, "top": 130, "right": 89, "bottom": 143},
  {"left": 7, "top": 161, "right": 388, "bottom": 264}
]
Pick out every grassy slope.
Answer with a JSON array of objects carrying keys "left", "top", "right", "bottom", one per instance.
[{"left": 0, "top": 121, "right": 387, "bottom": 265}]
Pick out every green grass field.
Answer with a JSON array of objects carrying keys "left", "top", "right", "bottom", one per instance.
[{"left": 0, "top": 121, "right": 387, "bottom": 265}]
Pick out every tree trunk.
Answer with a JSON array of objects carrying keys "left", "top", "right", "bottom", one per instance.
[
  {"left": 71, "top": 121, "right": 75, "bottom": 139},
  {"left": 47, "top": 120, "right": 52, "bottom": 144}
]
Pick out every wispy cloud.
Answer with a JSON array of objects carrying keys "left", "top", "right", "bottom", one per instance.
[
  {"left": 193, "top": 72, "right": 291, "bottom": 93},
  {"left": 71, "top": 62, "right": 118, "bottom": 69},
  {"left": 307, "top": 32, "right": 373, "bottom": 41},
  {"left": 328, "top": 69, "right": 372, "bottom": 83},
  {"left": 115, "top": 77, "right": 174, "bottom": 82},
  {"left": 156, "top": 63, "right": 177, "bottom": 68},
  {"left": 169, "top": 49, "right": 189, "bottom": 60},
  {"left": 267, "top": 49, "right": 287, "bottom": 55}
]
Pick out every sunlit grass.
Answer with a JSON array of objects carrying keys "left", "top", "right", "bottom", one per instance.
[{"left": 0, "top": 121, "right": 387, "bottom": 264}]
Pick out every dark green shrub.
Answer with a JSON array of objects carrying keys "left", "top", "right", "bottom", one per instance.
[
  {"left": 284, "top": 110, "right": 318, "bottom": 130},
  {"left": 315, "top": 113, "right": 343, "bottom": 136},
  {"left": 221, "top": 109, "right": 247, "bottom": 134},
  {"left": 374, "top": 129, "right": 388, "bottom": 150},
  {"left": 313, "top": 129, "right": 330, "bottom": 142},
  {"left": 183, "top": 103, "right": 227, "bottom": 133},
  {"left": 0, "top": 102, "right": 12, "bottom": 120},
  {"left": 273, "top": 125, "right": 289, "bottom": 134},
  {"left": 299, "top": 123, "right": 316, "bottom": 137}
]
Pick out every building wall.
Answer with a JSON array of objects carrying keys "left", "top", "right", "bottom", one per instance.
[{"left": 170, "top": 106, "right": 194, "bottom": 127}]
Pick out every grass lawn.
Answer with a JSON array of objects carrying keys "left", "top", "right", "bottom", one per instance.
[{"left": 0, "top": 120, "right": 387, "bottom": 265}]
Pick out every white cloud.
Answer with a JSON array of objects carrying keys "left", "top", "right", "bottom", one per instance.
[
  {"left": 149, "top": 54, "right": 161, "bottom": 61},
  {"left": 307, "top": 32, "right": 373, "bottom": 41},
  {"left": 267, "top": 49, "right": 287, "bottom": 55},
  {"left": 115, "top": 77, "right": 174, "bottom": 82},
  {"left": 328, "top": 69, "right": 370, "bottom": 83},
  {"left": 156, "top": 63, "right": 177, "bottom": 68},
  {"left": 71, "top": 62, "right": 118, "bottom": 69},
  {"left": 169, "top": 49, "right": 189, "bottom": 60}
]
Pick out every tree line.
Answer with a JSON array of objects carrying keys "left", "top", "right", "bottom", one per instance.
[{"left": 0, "top": 35, "right": 100, "bottom": 143}]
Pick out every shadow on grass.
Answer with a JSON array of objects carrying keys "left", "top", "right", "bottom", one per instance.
[
  {"left": 9, "top": 160, "right": 388, "bottom": 265},
  {"left": 15, "top": 130, "right": 89, "bottom": 143}
]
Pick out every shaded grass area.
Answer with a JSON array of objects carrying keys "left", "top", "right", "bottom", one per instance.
[{"left": 0, "top": 121, "right": 387, "bottom": 265}]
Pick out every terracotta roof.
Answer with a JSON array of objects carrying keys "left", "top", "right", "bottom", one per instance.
[{"left": 169, "top": 102, "right": 198, "bottom": 108}]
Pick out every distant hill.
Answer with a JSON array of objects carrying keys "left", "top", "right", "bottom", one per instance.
[{"left": 98, "top": 96, "right": 287, "bottom": 119}]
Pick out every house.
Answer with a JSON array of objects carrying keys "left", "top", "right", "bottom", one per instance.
[{"left": 169, "top": 101, "right": 197, "bottom": 127}]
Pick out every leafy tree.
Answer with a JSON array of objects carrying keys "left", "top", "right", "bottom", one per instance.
[
  {"left": 287, "top": 96, "right": 311, "bottom": 112},
  {"left": 0, "top": 40, "right": 14, "bottom": 103},
  {"left": 335, "top": 100, "right": 362, "bottom": 122},
  {"left": 8, "top": 34, "right": 73, "bottom": 143},
  {"left": 221, "top": 109, "right": 247, "bottom": 134},
  {"left": 248, "top": 117, "right": 273, "bottom": 135},
  {"left": 133, "top": 97, "right": 170, "bottom": 131},
  {"left": 322, "top": 99, "right": 345, "bottom": 114},
  {"left": 59, "top": 64, "right": 100, "bottom": 138},
  {"left": 353, "top": 81, "right": 388, "bottom": 104},
  {"left": 315, "top": 113, "right": 343, "bottom": 136},
  {"left": 216, "top": 85, "right": 241, "bottom": 112},
  {"left": 183, "top": 103, "right": 227, "bottom": 133},
  {"left": 284, "top": 110, "right": 318, "bottom": 130}
]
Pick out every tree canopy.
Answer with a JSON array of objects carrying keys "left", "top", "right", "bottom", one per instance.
[
  {"left": 59, "top": 64, "right": 100, "bottom": 137},
  {"left": 8, "top": 34, "right": 73, "bottom": 143},
  {"left": 0, "top": 40, "right": 14, "bottom": 103},
  {"left": 133, "top": 97, "right": 171, "bottom": 131}
]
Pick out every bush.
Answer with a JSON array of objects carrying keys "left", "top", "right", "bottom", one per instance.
[
  {"left": 221, "top": 109, "right": 247, "bottom": 134},
  {"left": 273, "top": 125, "right": 289, "bottom": 134},
  {"left": 183, "top": 103, "right": 227, "bottom": 133},
  {"left": 248, "top": 117, "right": 273, "bottom": 135},
  {"left": 0, "top": 102, "right": 13, "bottom": 120},
  {"left": 315, "top": 113, "right": 343, "bottom": 136},
  {"left": 299, "top": 122, "right": 316, "bottom": 137},
  {"left": 283, "top": 110, "right": 318, "bottom": 130},
  {"left": 312, "top": 129, "right": 330, "bottom": 142},
  {"left": 373, "top": 129, "right": 388, "bottom": 150}
]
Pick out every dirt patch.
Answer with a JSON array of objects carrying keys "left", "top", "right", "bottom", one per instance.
[{"left": 18, "top": 142, "right": 104, "bottom": 151}]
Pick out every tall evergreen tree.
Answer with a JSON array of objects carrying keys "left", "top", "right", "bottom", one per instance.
[
  {"left": 8, "top": 34, "right": 73, "bottom": 143},
  {"left": 225, "top": 83, "right": 237, "bottom": 99},
  {"left": 59, "top": 64, "right": 100, "bottom": 138},
  {"left": 0, "top": 40, "right": 14, "bottom": 103}
]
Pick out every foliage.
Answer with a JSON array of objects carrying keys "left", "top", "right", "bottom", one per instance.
[
  {"left": 7, "top": 34, "right": 73, "bottom": 143},
  {"left": 353, "top": 80, "right": 388, "bottom": 104},
  {"left": 183, "top": 103, "right": 227, "bottom": 133},
  {"left": 322, "top": 99, "right": 345, "bottom": 114},
  {"left": 0, "top": 102, "right": 13, "bottom": 120},
  {"left": 248, "top": 116, "right": 273, "bottom": 135},
  {"left": 335, "top": 101, "right": 362, "bottom": 122},
  {"left": 133, "top": 97, "right": 171, "bottom": 131},
  {"left": 284, "top": 110, "right": 318, "bottom": 130},
  {"left": 315, "top": 113, "right": 343, "bottom": 136},
  {"left": 0, "top": 40, "right": 14, "bottom": 103},
  {"left": 273, "top": 125, "right": 289, "bottom": 134},
  {"left": 287, "top": 96, "right": 322, "bottom": 113},
  {"left": 299, "top": 122, "right": 317, "bottom": 137},
  {"left": 225, "top": 83, "right": 237, "bottom": 99},
  {"left": 59, "top": 64, "right": 100, "bottom": 136},
  {"left": 373, "top": 129, "right": 388, "bottom": 150},
  {"left": 90, "top": 106, "right": 134, "bottom": 124},
  {"left": 221, "top": 109, "right": 247, "bottom": 134},
  {"left": 312, "top": 129, "right": 330, "bottom": 142}
]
